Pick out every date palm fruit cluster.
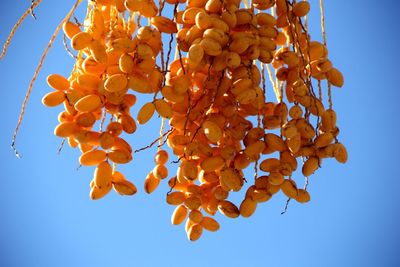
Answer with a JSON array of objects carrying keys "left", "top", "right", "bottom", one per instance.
[{"left": 40, "top": 0, "right": 347, "bottom": 241}]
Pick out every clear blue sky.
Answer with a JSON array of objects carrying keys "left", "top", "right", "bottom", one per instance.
[{"left": 0, "top": 1, "right": 399, "bottom": 266}]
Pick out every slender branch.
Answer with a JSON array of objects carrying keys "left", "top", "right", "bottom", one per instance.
[
  {"left": 0, "top": 0, "right": 42, "bottom": 60},
  {"left": 134, "top": 128, "right": 174, "bottom": 153},
  {"left": 11, "top": 0, "right": 83, "bottom": 158}
]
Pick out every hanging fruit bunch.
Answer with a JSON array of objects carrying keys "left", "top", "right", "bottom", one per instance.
[{"left": 3, "top": 0, "right": 347, "bottom": 241}]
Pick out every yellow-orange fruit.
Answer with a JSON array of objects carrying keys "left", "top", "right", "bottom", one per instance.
[
  {"left": 152, "top": 164, "right": 168, "bottom": 180},
  {"left": 252, "top": 0, "right": 279, "bottom": 10},
  {"left": 214, "top": 186, "right": 229, "bottom": 200},
  {"left": 79, "top": 143, "right": 93, "bottom": 153},
  {"left": 171, "top": 135, "right": 190, "bottom": 147},
  {"left": 144, "top": 173, "right": 160, "bottom": 194},
  {"left": 137, "top": 102, "right": 155, "bottom": 124},
  {"left": 125, "top": 0, "right": 140, "bottom": 11},
  {"left": 68, "top": 136, "right": 79, "bottom": 148},
  {"left": 79, "top": 149, "right": 107, "bottom": 166},
  {"left": 74, "top": 130, "right": 100, "bottom": 145},
  {"left": 154, "top": 99, "right": 173, "bottom": 119},
  {"left": 161, "top": 86, "right": 185, "bottom": 103},
  {"left": 167, "top": 191, "right": 186, "bottom": 205},
  {"left": 265, "top": 133, "right": 286, "bottom": 152},
  {"left": 280, "top": 51, "right": 299, "bottom": 67},
  {"left": 63, "top": 21, "right": 81, "bottom": 39},
  {"left": 99, "top": 132, "right": 115, "bottom": 149},
  {"left": 115, "top": 0, "right": 127, "bottom": 12},
  {"left": 182, "top": 7, "right": 203, "bottom": 24},
  {"left": 218, "top": 200, "right": 240, "bottom": 218},
  {"left": 89, "top": 40, "right": 107, "bottom": 63},
  {"left": 138, "top": 1, "right": 158, "bottom": 18},
  {"left": 111, "top": 171, "right": 126, "bottom": 183},
  {"left": 306, "top": 97, "right": 325, "bottom": 116},
  {"left": 244, "top": 140, "right": 266, "bottom": 160},
  {"left": 314, "top": 133, "right": 334, "bottom": 148},
  {"left": 236, "top": 9, "right": 253, "bottom": 25},
  {"left": 119, "top": 53, "right": 134, "bottom": 73},
  {"left": 82, "top": 56, "right": 106, "bottom": 75},
  {"left": 200, "top": 217, "right": 220, "bottom": 232},
  {"left": 221, "top": 10, "right": 237, "bottom": 28},
  {"left": 203, "top": 28, "right": 227, "bottom": 45},
  {"left": 292, "top": 1, "right": 310, "bottom": 17},
  {"left": 71, "top": 31, "right": 92, "bottom": 50},
  {"left": 240, "top": 197, "right": 257, "bottom": 218},
  {"left": 256, "top": 13, "right": 276, "bottom": 26},
  {"left": 76, "top": 74, "right": 101, "bottom": 91},
  {"left": 302, "top": 156, "right": 320, "bottom": 176},
  {"left": 54, "top": 121, "right": 79, "bottom": 137},
  {"left": 226, "top": 51, "right": 241, "bottom": 69},
  {"left": 205, "top": 0, "right": 223, "bottom": 13},
  {"left": 189, "top": 210, "right": 203, "bottom": 223},
  {"left": 188, "top": 43, "right": 204, "bottom": 68},
  {"left": 173, "top": 75, "right": 191, "bottom": 94},
  {"left": 327, "top": 68, "right": 344, "bottom": 87},
  {"left": 289, "top": 105, "right": 303, "bottom": 119},
  {"left": 74, "top": 94, "right": 102, "bottom": 112},
  {"left": 200, "top": 38, "right": 222, "bottom": 56},
  {"left": 202, "top": 120, "right": 222, "bottom": 143},
  {"left": 200, "top": 156, "right": 225, "bottom": 172},
  {"left": 151, "top": 16, "right": 177, "bottom": 33},
  {"left": 154, "top": 150, "right": 169, "bottom": 165},
  {"left": 195, "top": 11, "right": 212, "bottom": 30},
  {"left": 296, "top": 189, "right": 311, "bottom": 203},
  {"left": 282, "top": 123, "right": 298, "bottom": 139},
  {"left": 118, "top": 114, "right": 136, "bottom": 134},
  {"left": 90, "top": 183, "right": 112, "bottom": 200},
  {"left": 111, "top": 38, "right": 136, "bottom": 53},
  {"left": 268, "top": 171, "right": 284, "bottom": 186},
  {"left": 112, "top": 137, "right": 132, "bottom": 153},
  {"left": 220, "top": 168, "right": 243, "bottom": 192},
  {"left": 47, "top": 74, "right": 70, "bottom": 91},
  {"left": 296, "top": 119, "right": 316, "bottom": 139},
  {"left": 106, "top": 122, "right": 123, "bottom": 136},
  {"left": 171, "top": 205, "right": 188, "bottom": 225},
  {"left": 181, "top": 160, "right": 198, "bottom": 181},
  {"left": 187, "top": 223, "right": 203, "bottom": 241},
  {"left": 280, "top": 150, "right": 298, "bottom": 172},
  {"left": 87, "top": 8, "right": 105, "bottom": 40},
  {"left": 249, "top": 188, "right": 272, "bottom": 203},
  {"left": 107, "top": 149, "right": 132, "bottom": 164},
  {"left": 123, "top": 94, "right": 137, "bottom": 107},
  {"left": 184, "top": 196, "right": 202, "bottom": 210},
  {"left": 281, "top": 179, "right": 298, "bottom": 199},
  {"left": 234, "top": 153, "right": 251, "bottom": 170},
  {"left": 334, "top": 143, "right": 348, "bottom": 163},
  {"left": 260, "top": 158, "right": 281, "bottom": 172},
  {"left": 321, "top": 109, "right": 337, "bottom": 131},
  {"left": 75, "top": 112, "right": 96, "bottom": 128},
  {"left": 104, "top": 74, "right": 128, "bottom": 92},
  {"left": 94, "top": 161, "right": 112, "bottom": 188},
  {"left": 42, "top": 91, "right": 65, "bottom": 107},
  {"left": 200, "top": 171, "right": 219, "bottom": 184},
  {"left": 309, "top": 41, "right": 325, "bottom": 61}
]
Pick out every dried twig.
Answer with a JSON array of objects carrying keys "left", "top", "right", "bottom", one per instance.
[
  {"left": 0, "top": 0, "right": 42, "bottom": 59},
  {"left": 134, "top": 128, "right": 174, "bottom": 153},
  {"left": 11, "top": 0, "right": 83, "bottom": 158}
]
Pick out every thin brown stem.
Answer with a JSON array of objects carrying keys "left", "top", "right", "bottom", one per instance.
[
  {"left": 0, "top": 0, "right": 42, "bottom": 59},
  {"left": 11, "top": 0, "right": 83, "bottom": 158}
]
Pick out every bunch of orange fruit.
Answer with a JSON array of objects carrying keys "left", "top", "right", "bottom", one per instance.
[{"left": 10, "top": 0, "right": 347, "bottom": 241}]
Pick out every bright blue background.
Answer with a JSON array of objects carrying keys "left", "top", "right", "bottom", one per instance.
[{"left": 0, "top": 1, "right": 399, "bottom": 266}]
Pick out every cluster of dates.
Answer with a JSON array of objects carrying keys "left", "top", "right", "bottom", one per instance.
[{"left": 41, "top": 0, "right": 347, "bottom": 241}]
